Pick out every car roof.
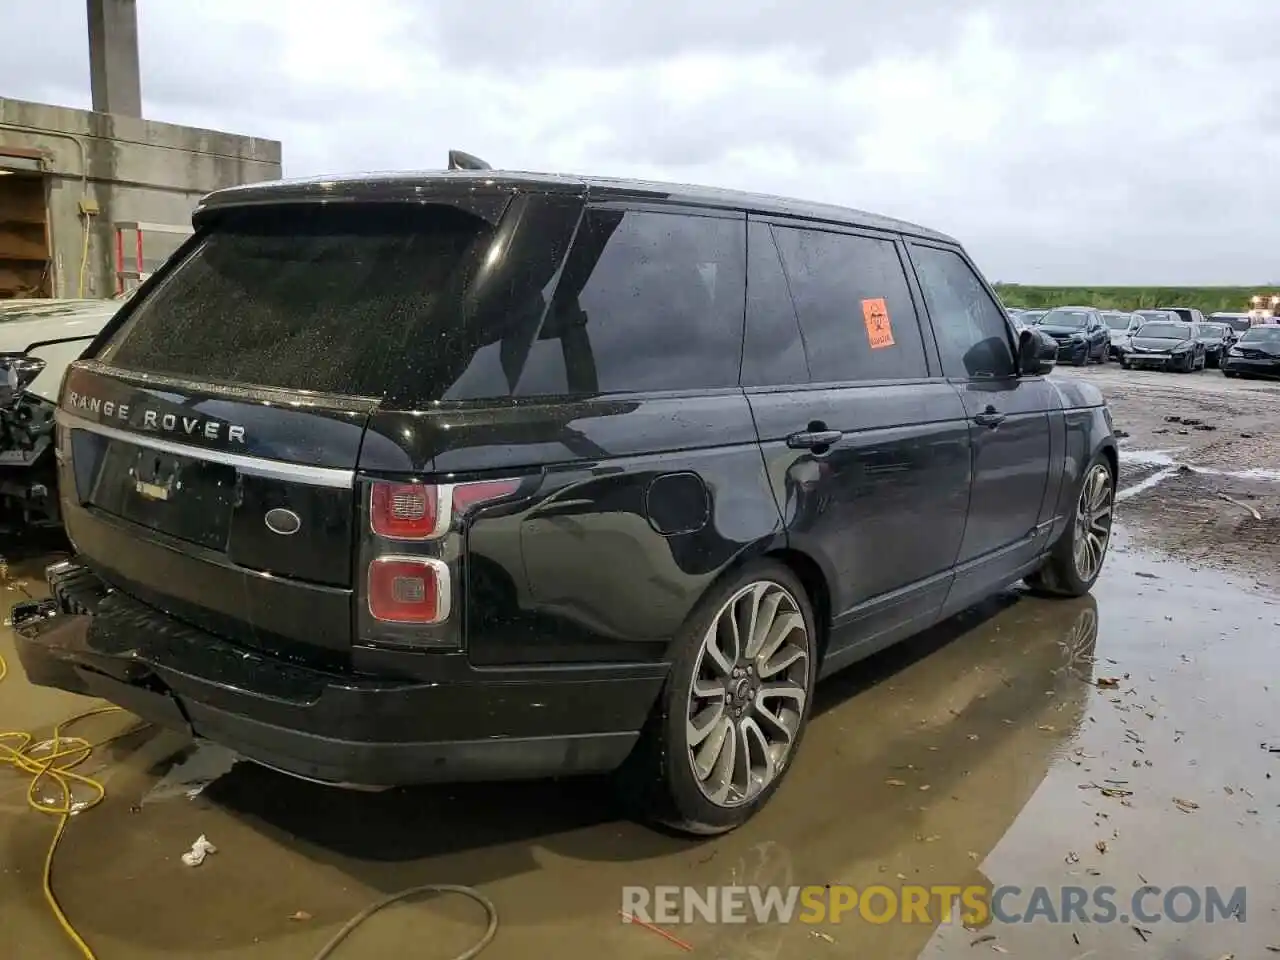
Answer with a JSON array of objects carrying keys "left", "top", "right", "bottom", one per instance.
[{"left": 197, "top": 170, "right": 953, "bottom": 242}]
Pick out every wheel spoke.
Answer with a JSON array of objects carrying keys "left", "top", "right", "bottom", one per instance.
[
  {"left": 692, "top": 674, "right": 727, "bottom": 700},
  {"left": 687, "top": 700, "right": 726, "bottom": 747},
  {"left": 693, "top": 714, "right": 733, "bottom": 784},
  {"left": 744, "top": 587, "right": 784, "bottom": 661},
  {"left": 1086, "top": 531, "right": 1105, "bottom": 575},
  {"left": 706, "top": 617, "right": 738, "bottom": 677},
  {"left": 755, "top": 610, "right": 802, "bottom": 671},
  {"left": 758, "top": 679, "right": 807, "bottom": 713},
  {"left": 759, "top": 643, "right": 805, "bottom": 680},
  {"left": 1090, "top": 474, "right": 1109, "bottom": 512},
  {"left": 753, "top": 698, "right": 800, "bottom": 746},
  {"left": 739, "top": 583, "right": 767, "bottom": 661},
  {"left": 739, "top": 717, "right": 775, "bottom": 800},
  {"left": 704, "top": 717, "right": 737, "bottom": 804}
]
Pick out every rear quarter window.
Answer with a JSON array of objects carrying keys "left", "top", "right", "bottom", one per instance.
[{"left": 506, "top": 208, "right": 746, "bottom": 396}]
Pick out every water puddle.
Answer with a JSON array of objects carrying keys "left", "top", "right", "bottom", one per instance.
[
  {"left": 1118, "top": 448, "right": 1280, "bottom": 500},
  {"left": 139, "top": 741, "right": 240, "bottom": 806},
  {"left": 1117, "top": 466, "right": 1180, "bottom": 501}
]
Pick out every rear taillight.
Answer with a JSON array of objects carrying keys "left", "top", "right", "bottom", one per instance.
[
  {"left": 367, "top": 556, "right": 450, "bottom": 624},
  {"left": 361, "top": 478, "right": 521, "bottom": 641},
  {"left": 370, "top": 483, "right": 437, "bottom": 539},
  {"left": 369, "top": 479, "right": 520, "bottom": 541}
]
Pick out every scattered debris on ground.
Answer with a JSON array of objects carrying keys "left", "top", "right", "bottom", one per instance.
[
  {"left": 180, "top": 834, "right": 218, "bottom": 867},
  {"left": 1071, "top": 366, "right": 1280, "bottom": 588}
]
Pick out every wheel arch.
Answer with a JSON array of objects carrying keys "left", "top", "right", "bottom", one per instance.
[{"left": 663, "top": 538, "right": 835, "bottom": 669}]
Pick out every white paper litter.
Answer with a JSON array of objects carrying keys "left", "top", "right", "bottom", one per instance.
[{"left": 181, "top": 834, "right": 218, "bottom": 867}]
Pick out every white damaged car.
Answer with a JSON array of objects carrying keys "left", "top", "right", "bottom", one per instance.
[{"left": 1, "top": 298, "right": 121, "bottom": 532}]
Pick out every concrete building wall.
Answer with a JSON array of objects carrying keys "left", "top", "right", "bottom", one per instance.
[{"left": 0, "top": 96, "right": 281, "bottom": 299}]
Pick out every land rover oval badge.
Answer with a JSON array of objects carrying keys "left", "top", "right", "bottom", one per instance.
[{"left": 264, "top": 507, "right": 302, "bottom": 536}]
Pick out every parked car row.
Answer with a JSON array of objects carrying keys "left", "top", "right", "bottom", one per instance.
[{"left": 1005, "top": 304, "right": 1279, "bottom": 378}]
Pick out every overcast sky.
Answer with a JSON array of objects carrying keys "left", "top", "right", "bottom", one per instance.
[{"left": 3, "top": 0, "right": 1277, "bottom": 284}]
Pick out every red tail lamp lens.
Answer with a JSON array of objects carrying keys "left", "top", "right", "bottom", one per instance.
[
  {"left": 370, "top": 479, "right": 520, "bottom": 540},
  {"left": 451, "top": 479, "right": 521, "bottom": 514},
  {"left": 367, "top": 557, "right": 447, "bottom": 623},
  {"left": 371, "top": 483, "right": 437, "bottom": 539}
]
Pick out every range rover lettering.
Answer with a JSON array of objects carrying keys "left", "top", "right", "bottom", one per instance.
[{"left": 12, "top": 165, "right": 1117, "bottom": 834}]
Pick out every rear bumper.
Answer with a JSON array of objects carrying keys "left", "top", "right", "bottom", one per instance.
[{"left": 12, "top": 562, "right": 666, "bottom": 787}]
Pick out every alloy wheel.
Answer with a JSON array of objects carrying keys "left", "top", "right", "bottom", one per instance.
[
  {"left": 1073, "top": 464, "right": 1114, "bottom": 582},
  {"left": 686, "top": 581, "right": 810, "bottom": 809}
]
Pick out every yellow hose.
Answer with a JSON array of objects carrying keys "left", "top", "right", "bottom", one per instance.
[
  {"left": 0, "top": 665, "right": 134, "bottom": 960},
  {"left": 1, "top": 644, "right": 498, "bottom": 960}
]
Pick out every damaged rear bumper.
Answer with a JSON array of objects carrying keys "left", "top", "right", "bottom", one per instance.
[{"left": 12, "top": 562, "right": 664, "bottom": 787}]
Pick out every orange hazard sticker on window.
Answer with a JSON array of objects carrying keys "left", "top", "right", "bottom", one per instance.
[{"left": 862, "top": 298, "right": 895, "bottom": 349}]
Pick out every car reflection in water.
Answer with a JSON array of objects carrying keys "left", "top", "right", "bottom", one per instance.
[{"left": 689, "top": 592, "right": 1099, "bottom": 959}]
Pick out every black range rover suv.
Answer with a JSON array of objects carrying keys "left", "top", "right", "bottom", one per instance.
[{"left": 13, "top": 170, "right": 1117, "bottom": 834}]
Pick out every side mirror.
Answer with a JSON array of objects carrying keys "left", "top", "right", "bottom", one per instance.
[{"left": 1018, "top": 329, "right": 1058, "bottom": 376}]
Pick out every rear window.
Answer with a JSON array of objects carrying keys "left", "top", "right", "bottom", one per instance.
[
  {"left": 99, "top": 204, "right": 501, "bottom": 398},
  {"left": 1138, "top": 322, "right": 1191, "bottom": 338},
  {"left": 1241, "top": 326, "right": 1280, "bottom": 343},
  {"left": 1041, "top": 309, "right": 1090, "bottom": 328}
]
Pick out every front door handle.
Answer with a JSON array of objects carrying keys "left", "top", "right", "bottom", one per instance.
[
  {"left": 973, "top": 408, "right": 1006, "bottom": 429},
  {"left": 786, "top": 429, "right": 844, "bottom": 450}
]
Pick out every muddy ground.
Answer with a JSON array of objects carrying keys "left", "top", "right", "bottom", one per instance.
[
  {"left": 2, "top": 367, "right": 1279, "bottom": 959},
  {"left": 1069, "top": 363, "right": 1280, "bottom": 590}
]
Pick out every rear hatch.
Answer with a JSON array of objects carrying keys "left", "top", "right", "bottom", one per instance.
[{"left": 57, "top": 197, "right": 510, "bottom": 665}]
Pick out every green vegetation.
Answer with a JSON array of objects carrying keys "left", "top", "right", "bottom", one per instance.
[{"left": 993, "top": 285, "right": 1276, "bottom": 315}]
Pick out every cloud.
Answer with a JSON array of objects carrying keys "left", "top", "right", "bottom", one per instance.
[{"left": 2, "top": 0, "right": 1277, "bottom": 284}]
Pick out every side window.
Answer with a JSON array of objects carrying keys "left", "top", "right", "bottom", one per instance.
[
  {"left": 742, "top": 220, "right": 809, "bottom": 387},
  {"left": 521, "top": 209, "right": 745, "bottom": 396},
  {"left": 909, "top": 245, "right": 1015, "bottom": 379},
  {"left": 770, "top": 226, "right": 930, "bottom": 383}
]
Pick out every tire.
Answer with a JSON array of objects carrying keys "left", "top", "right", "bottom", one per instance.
[
  {"left": 1026, "top": 455, "right": 1115, "bottom": 598},
  {"left": 616, "top": 560, "right": 818, "bottom": 835},
  {"left": 1120, "top": 358, "right": 1131, "bottom": 370},
  {"left": 1223, "top": 370, "right": 1238, "bottom": 378},
  {"left": 1072, "top": 348, "right": 1088, "bottom": 367}
]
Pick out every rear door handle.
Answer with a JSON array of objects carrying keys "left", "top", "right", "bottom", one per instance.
[
  {"left": 973, "top": 410, "right": 1006, "bottom": 428},
  {"left": 786, "top": 429, "right": 844, "bottom": 450}
]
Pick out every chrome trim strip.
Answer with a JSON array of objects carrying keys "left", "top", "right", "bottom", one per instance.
[{"left": 54, "top": 409, "right": 354, "bottom": 489}]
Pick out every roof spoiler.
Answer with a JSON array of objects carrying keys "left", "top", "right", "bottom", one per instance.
[{"left": 447, "top": 150, "right": 492, "bottom": 171}]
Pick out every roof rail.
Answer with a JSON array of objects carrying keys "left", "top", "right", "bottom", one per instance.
[{"left": 447, "top": 150, "right": 492, "bottom": 171}]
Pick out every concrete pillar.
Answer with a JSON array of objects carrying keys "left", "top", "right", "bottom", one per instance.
[{"left": 87, "top": 0, "right": 142, "bottom": 117}]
